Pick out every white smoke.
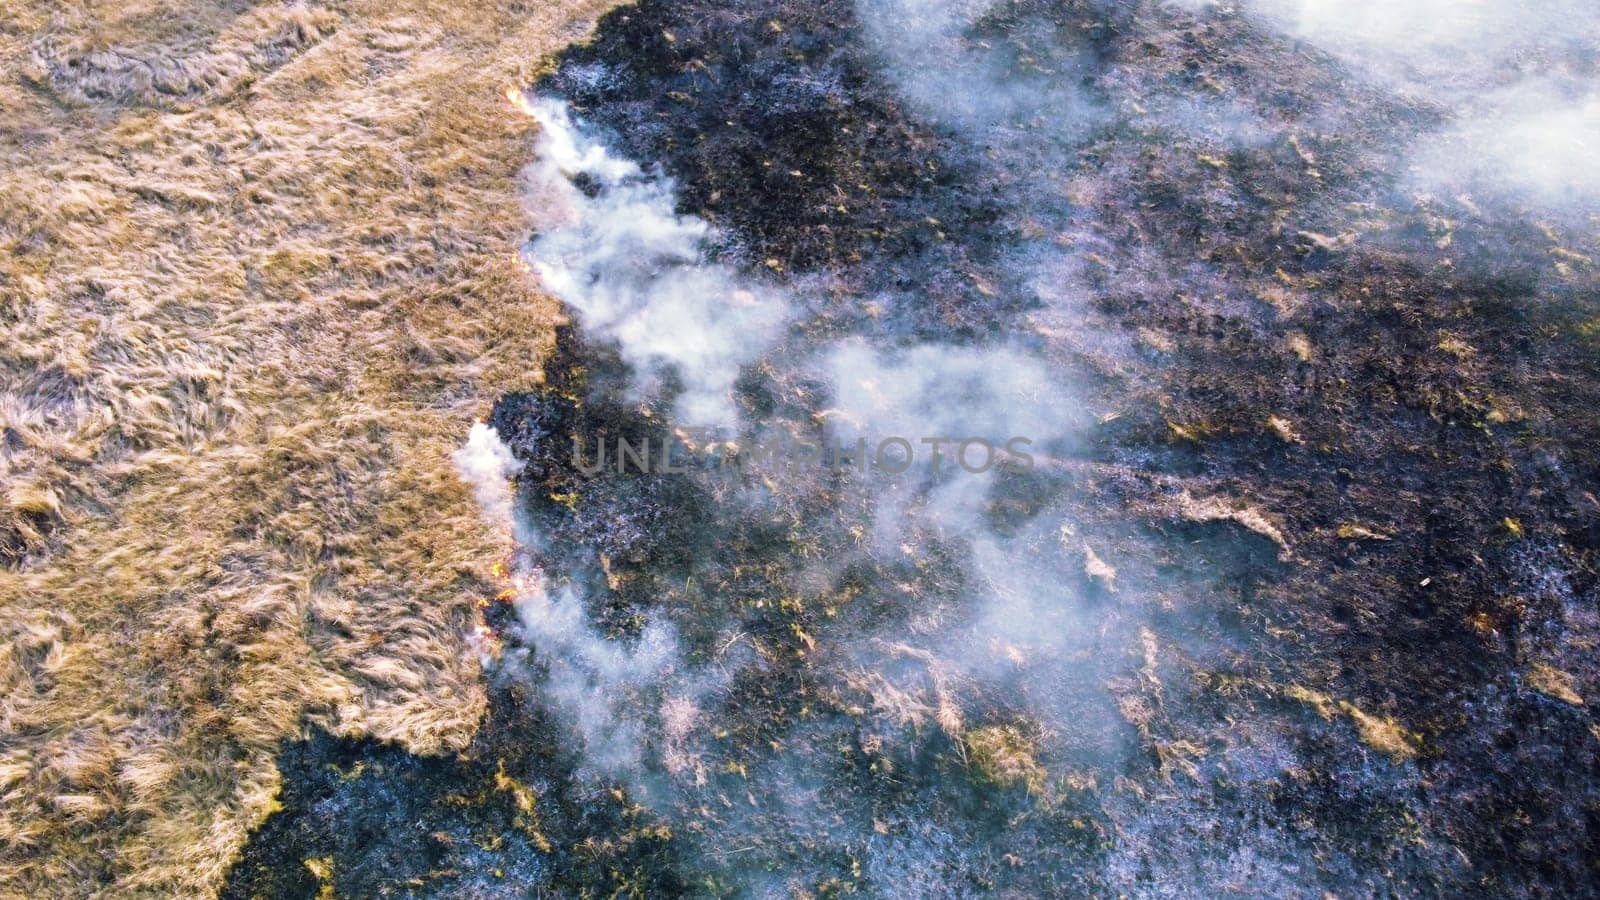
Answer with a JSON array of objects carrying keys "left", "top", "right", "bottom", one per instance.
[
  {"left": 505, "top": 569, "right": 703, "bottom": 781},
  {"left": 824, "top": 339, "right": 1070, "bottom": 451},
  {"left": 452, "top": 421, "right": 522, "bottom": 529},
  {"left": 1411, "top": 85, "right": 1600, "bottom": 209},
  {"left": 823, "top": 338, "right": 1108, "bottom": 656},
  {"left": 1246, "top": 0, "right": 1596, "bottom": 97},
  {"left": 1234, "top": 0, "right": 1600, "bottom": 214},
  {"left": 452, "top": 417, "right": 709, "bottom": 784},
  {"left": 522, "top": 98, "right": 791, "bottom": 427},
  {"left": 513, "top": 97, "right": 1114, "bottom": 811},
  {"left": 821, "top": 337, "right": 1086, "bottom": 554},
  {"left": 857, "top": 0, "right": 1107, "bottom": 138}
]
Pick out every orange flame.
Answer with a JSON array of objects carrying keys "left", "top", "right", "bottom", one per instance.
[{"left": 505, "top": 85, "right": 539, "bottom": 119}]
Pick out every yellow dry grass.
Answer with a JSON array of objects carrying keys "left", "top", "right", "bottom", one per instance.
[{"left": 0, "top": 0, "right": 622, "bottom": 893}]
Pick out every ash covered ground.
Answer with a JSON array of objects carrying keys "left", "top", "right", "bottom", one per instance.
[{"left": 227, "top": 1, "right": 1600, "bottom": 896}]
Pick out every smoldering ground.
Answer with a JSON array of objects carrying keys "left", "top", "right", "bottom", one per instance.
[{"left": 229, "top": 0, "right": 1600, "bottom": 896}]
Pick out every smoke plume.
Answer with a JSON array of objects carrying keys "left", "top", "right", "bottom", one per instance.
[{"left": 521, "top": 96, "right": 791, "bottom": 427}]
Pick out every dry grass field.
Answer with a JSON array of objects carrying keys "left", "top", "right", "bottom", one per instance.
[{"left": 0, "top": 0, "right": 620, "bottom": 893}]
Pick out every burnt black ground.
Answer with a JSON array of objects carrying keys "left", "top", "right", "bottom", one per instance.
[{"left": 226, "top": 1, "right": 1600, "bottom": 896}]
